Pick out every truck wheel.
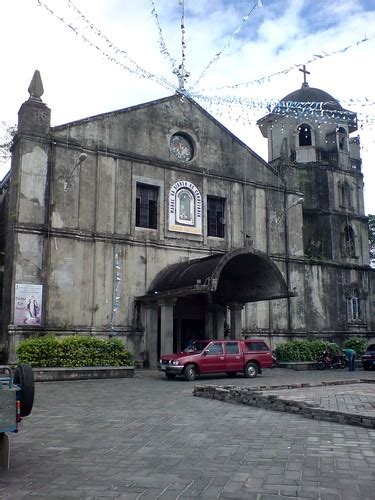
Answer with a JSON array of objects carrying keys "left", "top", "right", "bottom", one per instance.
[
  {"left": 14, "top": 363, "right": 35, "bottom": 417},
  {"left": 184, "top": 364, "right": 197, "bottom": 381},
  {"left": 165, "top": 373, "right": 176, "bottom": 380},
  {"left": 244, "top": 362, "right": 258, "bottom": 378}
]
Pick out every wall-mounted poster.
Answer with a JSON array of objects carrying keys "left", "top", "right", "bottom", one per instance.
[
  {"left": 14, "top": 284, "right": 43, "bottom": 326},
  {"left": 168, "top": 181, "right": 202, "bottom": 234}
]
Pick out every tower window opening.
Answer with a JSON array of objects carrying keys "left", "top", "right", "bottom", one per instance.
[
  {"left": 339, "top": 181, "right": 353, "bottom": 210},
  {"left": 338, "top": 127, "right": 347, "bottom": 151},
  {"left": 298, "top": 124, "right": 312, "bottom": 146}
]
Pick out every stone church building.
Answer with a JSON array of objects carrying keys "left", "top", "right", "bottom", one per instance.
[{"left": 1, "top": 71, "right": 374, "bottom": 367}]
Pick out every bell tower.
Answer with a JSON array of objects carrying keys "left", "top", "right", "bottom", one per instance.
[
  {"left": 257, "top": 69, "right": 367, "bottom": 265},
  {"left": 257, "top": 69, "right": 373, "bottom": 340}
]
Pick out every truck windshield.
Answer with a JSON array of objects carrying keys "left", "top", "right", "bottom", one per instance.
[{"left": 184, "top": 341, "right": 209, "bottom": 352}]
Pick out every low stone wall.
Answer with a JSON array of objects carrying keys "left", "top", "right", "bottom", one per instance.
[
  {"left": 276, "top": 361, "right": 315, "bottom": 370},
  {"left": 276, "top": 360, "right": 362, "bottom": 370},
  {"left": 33, "top": 366, "right": 134, "bottom": 382},
  {"left": 193, "top": 382, "right": 375, "bottom": 429}
]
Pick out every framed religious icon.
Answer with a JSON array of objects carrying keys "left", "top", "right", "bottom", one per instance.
[
  {"left": 176, "top": 188, "right": 195, "bottom": 226},
  {"left": 168, "top": 181, "right": 202, "bottom": 234}
]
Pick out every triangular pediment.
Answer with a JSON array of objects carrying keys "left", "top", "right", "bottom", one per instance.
[{"left": 52, "top": 94, "right": 278, "bottom": 183}]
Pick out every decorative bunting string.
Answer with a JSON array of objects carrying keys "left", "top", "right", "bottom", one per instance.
[
  {"left": 193, "top": 91, "right": 375, "bottom": 114},
  {"left": 200, "top": 33, "right": 375, "bottom": 92},
  {"left": 150, "top": 0, "right": 178, "bottom": 72},
  {"left": 64, "top": 0, "right": 151, "bottom": 77},
  {"left": 173, "top": 0, "right": 190, "bottom": 91},
  {"left": 37, "top": 0, "right": 176, "bottom": 92},
  {"left": 34, "top": 1, "right": 375, "bottom": 134},
  {"left": 191, "top": 0, "right": 263, "bottom": 89},
  {"left": 194, "top": 92, "right": 375, "bottom": 130}
]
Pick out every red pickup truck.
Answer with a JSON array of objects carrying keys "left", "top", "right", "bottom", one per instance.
[{"left": 159, "top": 339, "right": 273, "bottom": 381}]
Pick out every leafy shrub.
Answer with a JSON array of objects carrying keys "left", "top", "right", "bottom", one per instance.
[
  {"left": 17, "top": 335, "right": 133, "bottom": 368},
  {"left": 343, "top": 336, "right": 367, "bottom": 357},
  {"left": 275, "top": 340, "right": 338, "bottom": 362}
]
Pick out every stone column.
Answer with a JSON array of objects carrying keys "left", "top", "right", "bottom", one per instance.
[
  {"left": 144, "top": 302, "right": 159, "bottom": 369},
  {"left": 229, "top": 303, "right": 244, "bottom": 339},
  {"left": 212, "top": 304, "right": 226, "bottom": 340},
  {"left": 159, "top": 299, "right": 176, "bottom": 355},
  {"left": 3, "top": 70, "right": 51, "bottom": 362},
  {"left": 176, "top": 318, "right": 182, "bottom": 353},
  {"left": 205, "top": 306, "right": 214, "bottom": 339}
]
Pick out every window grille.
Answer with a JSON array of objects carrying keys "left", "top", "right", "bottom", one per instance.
[
  {"left": 207, "top": 196, "right": 225, "bottom": 238},
  {"left": 136, "top": 183, "right": 158, "bottom": 229}
]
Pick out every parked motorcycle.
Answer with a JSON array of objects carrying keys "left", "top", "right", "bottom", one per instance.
[{"left": 316, "top": 350, "right": 348, "bottom": 369}]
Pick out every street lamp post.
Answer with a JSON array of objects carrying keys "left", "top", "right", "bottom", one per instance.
[{"left": 275, "top": 196, "right": 304, "bottom": 225}]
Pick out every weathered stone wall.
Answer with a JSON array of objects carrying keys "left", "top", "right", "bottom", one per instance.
[{"left": 2, "top": 90, "right": 374, "bottom": 363}]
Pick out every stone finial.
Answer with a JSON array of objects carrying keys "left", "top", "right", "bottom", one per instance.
[
  {"left": 28, "top": 70, "right": 44, "bottom": 101},
  {"left": 18, "top": 70, "right": 50, "bottom": 134}
]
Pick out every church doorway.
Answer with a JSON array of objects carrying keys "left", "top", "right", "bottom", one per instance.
[
  {"left": 179, "top": 319, "right": 205, "bottom": 351},
  {"left": 174, "top": 295, "right": 206, "bottom": 352}
]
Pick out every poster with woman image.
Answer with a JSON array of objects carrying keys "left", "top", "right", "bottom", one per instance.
[{"left": 14, "top": 284, "right": 43, "bottom": 326}]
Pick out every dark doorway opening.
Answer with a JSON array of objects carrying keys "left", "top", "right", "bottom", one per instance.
[
  {"left": 174, "top": 295, "right": 206, "bottom": 352},
  {"left": 180, "top": 319, "right": 205, "bottom": 351}
]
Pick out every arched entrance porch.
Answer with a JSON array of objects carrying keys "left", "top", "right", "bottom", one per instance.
[{"left": 137, "top": 248, "right": 293, "bottom": 368}]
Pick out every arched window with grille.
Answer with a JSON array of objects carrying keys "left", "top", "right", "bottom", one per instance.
[
  {"left": 350, "top": 295, "right": 360, "bottom": 320},
  {"left": 345, "top": 287, "right": 366, "bottom": 324},
  {"left": 298, "top": 124, "right": 312, "bottom": 146},
  {"left": 342, "top": 225, "right": 356, "bottom": 257}
]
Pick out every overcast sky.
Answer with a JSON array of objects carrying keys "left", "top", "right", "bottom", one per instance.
[{"left": 1, "top": 0, "right": 374, "bottom": 212}]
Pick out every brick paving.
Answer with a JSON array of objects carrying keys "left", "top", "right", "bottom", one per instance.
[
  {"left": 265, "top": 383, "right": 375, "bottom": 418},
  {"left": 1, "top": 368, "right": 375, "bottom": 499}
]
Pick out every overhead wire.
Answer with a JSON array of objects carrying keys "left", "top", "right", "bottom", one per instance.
[{"left": 190, "top": 0, "right": 263, "bottom": 90}]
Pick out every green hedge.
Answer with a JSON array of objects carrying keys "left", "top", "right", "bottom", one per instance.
[
  {"left": 343, "top": 336, "right": 367, "bottom": 357},
  {"left": 274, "top": 340, "right": 338, "bottom": 362},
  {"left": 16, "top": 335, "right": 133, "bottom": 368}
]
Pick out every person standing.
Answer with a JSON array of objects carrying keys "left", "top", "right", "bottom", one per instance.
[{"left": 343, "top": 347, "right": 356, "bottom": 371}]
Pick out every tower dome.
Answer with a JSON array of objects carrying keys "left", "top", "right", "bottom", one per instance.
[
  {"left": 259, "top": 82, "right": 357, "bottom": 136},
  {"left": 257, "top": 77, "right": 359, "bottom": 166},
  {"left": 279, "top": 85, "right": 343, "bottom": 111}
]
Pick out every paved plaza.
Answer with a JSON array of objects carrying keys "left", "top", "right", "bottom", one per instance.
[{"left": 1, "top": 368, "right": 375, "bottom": 499}]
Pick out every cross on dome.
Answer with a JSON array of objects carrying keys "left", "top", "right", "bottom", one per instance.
[{"left": 299, "top": 65, "right": 310, "bottom": 87}]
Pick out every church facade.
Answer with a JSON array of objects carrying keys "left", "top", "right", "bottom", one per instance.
[{"left": 0, "top": 71, "right": 374, "bottom": 366}]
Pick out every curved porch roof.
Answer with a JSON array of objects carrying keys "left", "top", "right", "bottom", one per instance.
[{"left": 143, "top": 248, "right": 293, "bottom": 304}]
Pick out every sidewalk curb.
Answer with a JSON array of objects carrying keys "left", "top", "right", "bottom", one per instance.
[{"left": 33, "top": 366, "right": 135, "bottom": 382}]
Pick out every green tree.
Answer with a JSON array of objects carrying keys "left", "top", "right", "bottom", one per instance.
[
  {"left": 368, "top": 214, "right": 375, "bottom": 268},
  {"left": 0, "top": 121, "right": 16, "bottom": 165}
]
